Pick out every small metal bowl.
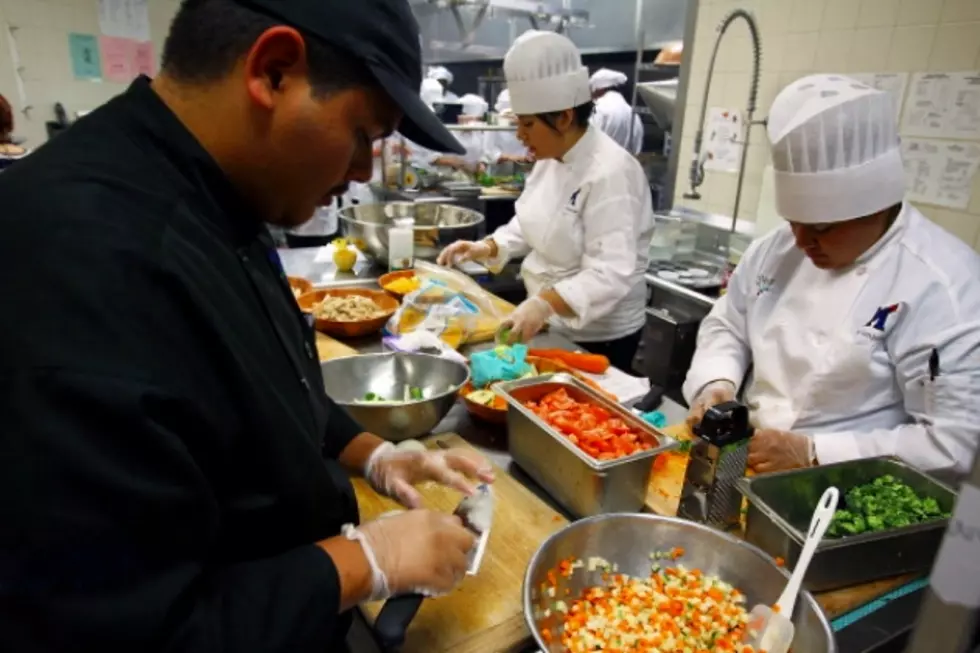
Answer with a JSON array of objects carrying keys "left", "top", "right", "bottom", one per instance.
[{"left": 320, "top": 353, "right": 469, "bottom": 442}]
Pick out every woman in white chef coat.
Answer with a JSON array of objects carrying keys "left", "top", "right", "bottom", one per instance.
[
  {"left": 437, "top": 31, "right": 655, "bottom": 371},
  {"left": 684, "top": 74, "right": 980, "bottom": 483},
  {"left": 589, "top": 69, "right": 643, "bottom": 155}
]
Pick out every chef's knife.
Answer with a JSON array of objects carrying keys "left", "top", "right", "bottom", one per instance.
[{"left": 455, "top": 483, "right": 494, "bottom": 575}]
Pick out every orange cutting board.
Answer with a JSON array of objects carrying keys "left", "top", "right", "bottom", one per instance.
[
  {"left": 352, "top": 434, "right": 568, "bottom": 653},
  {"left": 646, "top": 423, "right": 694, "bottom": 516},
  {"left": 316, "top": 332, "right": 358, "bottom": 361}
]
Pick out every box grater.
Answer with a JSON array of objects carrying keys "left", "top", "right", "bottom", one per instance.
[{"left": 678, "top": 401, "right": 754, "bottom": 529}]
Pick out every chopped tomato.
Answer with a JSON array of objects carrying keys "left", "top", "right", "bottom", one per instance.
[{"left": 525, "top": 388, "right": 654, "bottom": 462}]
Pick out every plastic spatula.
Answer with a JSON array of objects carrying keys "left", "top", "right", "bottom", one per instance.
[{"left": 743, "top": 486, "right": 839, "bottom": 653}]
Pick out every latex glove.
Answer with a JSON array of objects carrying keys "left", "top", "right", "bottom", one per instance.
[
  {"left": 346, "top": 509, "right": 476, "bottom": 600},
  {"left": 365, "top": 442, "right": 496, "bottom": 509},
  {"left": 686, "top": 380, "right": 737, "bottom": 429},
  {"left": 500, "top": 295, "right": 554, "bottom": 344},
  {"left": 436, "top": 240, "right": 492, "bottom": 266},
  {"left": 747, "top": 428, "right": 815, "bottom": 474}
]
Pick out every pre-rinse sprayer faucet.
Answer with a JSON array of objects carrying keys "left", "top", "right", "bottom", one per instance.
[{"left": 685, "top": 8, "right": 763, "bottom": 227}]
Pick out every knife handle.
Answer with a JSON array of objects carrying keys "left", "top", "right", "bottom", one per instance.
[{"left": 373, "top": 593, "right": 425, "bottom": 652}]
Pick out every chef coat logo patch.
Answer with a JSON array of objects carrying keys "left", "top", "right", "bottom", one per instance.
[
  {"left": 755, "top": 274, "right": 775, "bottom": 297},
  {"left": 866, "top": 303, "right": 900, "bottom": 331}
]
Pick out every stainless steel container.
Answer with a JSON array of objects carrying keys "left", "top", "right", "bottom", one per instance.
[
  {"left": 497, "top": 374, "right": 678, "bottom": 518},
  {"left": 738, "top": 457, "right": 956, "bottom": 592},
  {"left": 525, "top": 514, "right": 837, "bottom": 653},
  {"left": 337, "top": 202, "right": 484, "bottom": 262}
]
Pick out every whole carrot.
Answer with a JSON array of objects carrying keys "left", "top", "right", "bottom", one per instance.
[{"left": 528, "top": 348, "right": 610, "bottom": 374}]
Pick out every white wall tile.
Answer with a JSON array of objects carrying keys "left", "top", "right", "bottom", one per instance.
[
  {"left": 857, "top": 0, "right": 901, "bottom": 28},
  {"left": 942, "top": 0, "right": 980, "bottom": 24},
  {"left": 897, "top": 0, "right": 944, "bottom": 26},
  {"left": 789, "top": 0, "right": 828, "bottom": 33},
  {"left": 967, "top": 172, "right": 980, "bottom": 215},
  {"left": 758, "top": 0, "right": 794, "bottom": 34},
  {"left": 822, "top": 0, "right": 862, "bottom": 30},
  {"left": 848, "top": 27, "right": 895, "bottom": 72},
  {"left": 781, "top": 31, "right": 819, "bottom": 71},
  {"left": 814, "top": 29, "right": 856, "bottom": 72},
  {"left": 928, "top": 21, "right": 980, "bottom": 70},
  {"left": 886, "top": 25, "right": 938, "bottom": 72}
]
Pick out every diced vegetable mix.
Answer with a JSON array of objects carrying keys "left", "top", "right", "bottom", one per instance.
[
  {"left": 541, "top": 549, "right": 757, "bottom": 653},
  {"left": 524, "top": 388, "right": 653, "bottom": 461},
  {"left": 827, "top": 474, "right": 950, "bottom": 537},
  {"left": 360, "top": 386, "right": 425, "bottom": 403}
]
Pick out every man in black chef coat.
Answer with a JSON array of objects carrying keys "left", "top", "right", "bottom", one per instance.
[{"left": 0, "top": 1, "right": 493, "bottom": 651}]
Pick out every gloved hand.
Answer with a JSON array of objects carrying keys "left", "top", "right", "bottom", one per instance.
[
  {"left": 686, "top": 380, "right": 737, "bottom": 429},
  {"left": 365, "top": 442, "right": 496, "bottom": 509},
  {"left": 747, "top": 429, "right": 815, "bottom": 474},
  {"left": 500, "top": 295, "right": 554, "bottom": 344},
  {"left": 347, "top": 509, "right": 476, "bottom": 600},
  {"left": 436, "top": 240, "right": 492, "bottom": 266}
]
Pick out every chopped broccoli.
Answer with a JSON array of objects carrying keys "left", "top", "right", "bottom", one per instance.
[{"left": 827, "top": 475, "right": 951, "bottom": 538}]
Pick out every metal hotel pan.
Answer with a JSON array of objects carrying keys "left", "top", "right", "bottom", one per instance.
[
  {"left": 737, "top": 456, "right": 956, "bottom": 592},
  {"left": 497, "top": 374, "right": 679, "bottom": 518}
]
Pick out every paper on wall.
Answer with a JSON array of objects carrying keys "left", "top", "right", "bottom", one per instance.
[
  {"left": 704, "top": 108, "right": 743, "bottom": 173},
  {"left": 902, "top": 137, "right": 980, "bottom": 210},
  {"left": 98, "top": 0, "right": 150, "bottom": 42},
  {"left": 99, "top": 35, "right": 135, "bottom": 83},
  {"left": 68, "top": 33, "right": 102, "bottom": 81},
  {"left": 901, "top": 72, "right": 980, "bottom": 141},
  {"left": 850, "top": 72, "right": 909, "bottom": 122}
]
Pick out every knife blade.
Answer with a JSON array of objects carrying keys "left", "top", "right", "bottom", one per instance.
[{"left": 454, "top": 483, "right": 493, "bottom": 575}]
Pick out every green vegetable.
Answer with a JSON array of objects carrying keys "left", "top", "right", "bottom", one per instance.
[
  {"left": 466, "top": 389, "right": 497, "bottom": 406},
  {"left": 827, "top": 474, "right": 950, "bottom": 538},
  {"left": 410, "top": 386, "right": 424, "bottom": 400},
  {"left": 364, "top": 392, "right": 381, "bottom": 401}
]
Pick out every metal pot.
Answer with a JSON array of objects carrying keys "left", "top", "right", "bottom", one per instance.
[{"left": 337, "top": 202, "right": 485, "bottom": 262}]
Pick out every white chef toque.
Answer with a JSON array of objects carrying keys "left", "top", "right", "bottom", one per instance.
[
  {"left": 589, "top": 68, "right": 628, "bottom": 92},
  {"left": 426, "top": 65, "right": 454, "bottom": 84},
  {"left": 420, "top": 78, "right": 445, "bottom": 108},
  {"left": 494, "top": 89, "right": 512, "bottom": 115},
  {"left": 459, "top": 93, "right": 489, "bottom": 117},
  {"left": 768, "top": 74, "right": 905, "bottom": 224},
  {"left": 504, "top": 30, "right": 592, "bottom": 115}
]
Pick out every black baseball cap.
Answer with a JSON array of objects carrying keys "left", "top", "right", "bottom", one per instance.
[{"left": 233, "top": 0, "right": 464, "bottom": 154}]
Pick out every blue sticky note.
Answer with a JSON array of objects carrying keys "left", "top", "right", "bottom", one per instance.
[{"left": 69, "top": 33, "right": 102, "bottom": 80}]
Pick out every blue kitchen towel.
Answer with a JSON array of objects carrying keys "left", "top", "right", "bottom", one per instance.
[
  {"left": 830, "top": 577, "right": 929, "bottom": 631},
  {"left": 641, "top": 411, "right": 667, "bottom": 428},
  {"left": 470, "top": 344, "right": 531, "bottom": 388}
]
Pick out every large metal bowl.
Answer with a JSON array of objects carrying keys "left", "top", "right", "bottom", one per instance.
[
  {"left": 338, "top": 202, "right": 485, "bottom": 261},
  {"left": 525, "top": 514, "right": 836, "bottom": 653},
  {"left": 319, "top": 353, "right": 469, "bottom": 442}
]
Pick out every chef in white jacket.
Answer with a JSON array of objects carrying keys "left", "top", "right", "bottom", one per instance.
[
  {"left": 437, "top": 31, "right": 655, "bottom": 371},
  {"left": 426, "top": 66, "right": 459, "bottom": 103},
  {"left": 684, "top": 74, "right": 980, "bottom": 482},
  {"left": 484, "top": 90, "right": 530, "bottom": 165},
  {"left": 590, "top": 68, "right": 643, "bottom": 155}
]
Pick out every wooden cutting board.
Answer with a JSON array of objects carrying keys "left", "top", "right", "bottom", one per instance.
[
  {"left": 352, "top": 434, "right": 568, "bottom": 653},
  {"left": 316, "top": 332, "right": 358, "bottom": 361}
]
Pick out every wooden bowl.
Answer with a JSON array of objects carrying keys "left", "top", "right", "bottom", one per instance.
[
  {"left": 459, "top": 380, "right": 509, "bottom": 425},
  {"left": 287, "top": 276, "right": 313, "bottom": 301},
  {"left": 379, "top": 269, "right": 421, "bottom": 297},
  {"left": 297, "top": 288, "right": 399, "bottom": 339}
]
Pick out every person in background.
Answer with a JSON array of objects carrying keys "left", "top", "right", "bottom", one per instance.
[
  {"left": 427, "top": 65, "right": 459, "bottom": 103},
  {"left": 484, "top": 88, "right": 531, "bottom": 166},
  {"left": 684, "top": 74, "right": 980, "bottom": 483},
  {"left": 589, "top": 68, "right": 643, "bottom": 155},
  {"left": 0, "top": 0, "right": 488, "bottom": 651},
  {"left": 0, "top": 93, "right": 29, "bottom": 171},
  {"left": 437, "top": 31, "right": 655, "bottom": 372},
  {"left": 452, "top": 93, "right": 490, "bottom": 171}
]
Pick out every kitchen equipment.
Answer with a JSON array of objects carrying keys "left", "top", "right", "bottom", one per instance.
[
  {"left": 744, "top": 487, "right": 840, "bottom": 653},
  {"left": 388, "top": 217, "right": 415, "bottom": 271},
  {"left": 456, "top": 482, "right": 493, "bottom": 576},
  {"left": 353, "top": 434, "right": 568, "bottom": 653},
  {"left": 314, "top": 332, "right": 358, "bottom": 362},
  {"left": 319, "top": 353, "right": 469, "bottom": 442},
  {"left": 640, "top": 303, "right": 704, "bottom": 394},
  {"left": 338, "top": 202, "right": 485, "bottom": 262},
  {"left": 440, "top": 180, "right": 483, "bottom": 199},
  {"left": 524, "top": 514, "right": 837, "bottom": 653},
  {"left": 287, "top": 276, "right": 312, "bottom": 300},
  {"left": 678, "top": 400, "right": 755, "bottom": 528},
  {"left": 737, "top": 457, "right": 956, "bottom": 592},
  {"left": 379, "top": 269, "right": 420, "bottom": 297},
  {"left": 497, "top": 374, "right": 678, "bottom": 518},
  {"left": 297, "top": 288, "right": 399, "bottom": 338}
]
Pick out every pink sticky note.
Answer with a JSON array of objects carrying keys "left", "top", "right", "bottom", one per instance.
[
  {"left": 134, "top": 41, "right": 157, "bottom": 78},
  {"left": 99, "top": 36, "right": 135, "bottom": 83}
]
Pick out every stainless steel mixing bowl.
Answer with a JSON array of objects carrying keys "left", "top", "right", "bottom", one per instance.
[
  {"left": 319, "top": 352, "right": 469, "bottom": 442},
  {"left": 525, "top": 514, "right": 837, "bottom": 653},
  {"left": 338, "top": 202, "right": 485, "bottom": 261}
]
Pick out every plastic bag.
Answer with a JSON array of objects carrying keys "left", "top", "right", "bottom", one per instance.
[{"left": 385, "top": 261, "right": 511, "bottom": 348}]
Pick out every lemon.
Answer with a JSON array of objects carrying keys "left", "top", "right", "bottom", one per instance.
[{"left": 333, "top": 247, "right": 357, "bottom": 272}]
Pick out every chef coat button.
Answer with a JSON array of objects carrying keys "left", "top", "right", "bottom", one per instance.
[
  {"left": 300, "top": 377, "right": 311, "bottom": 391},
  {"left": 857, "top": 266, "right": 867, "bottom": 275},
  {"left": 304, "top": 341, "right": 314, "bottom": 359}
]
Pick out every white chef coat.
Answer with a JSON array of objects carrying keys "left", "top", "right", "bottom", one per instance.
[
  {"left": 453, "top": 126, "right": 489, "bottom": 167},
  {"left": 489, "top": 127, "right": 655, "bottom": 342},
  {"left": 591, "top": 91, "right": 643, "bottom": 155},
  {"left": 483, "top": 128, "right": 526, "bottom": 163},
  {"left": 683, "top": 203, "right": 980, "bottom": 482}
]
